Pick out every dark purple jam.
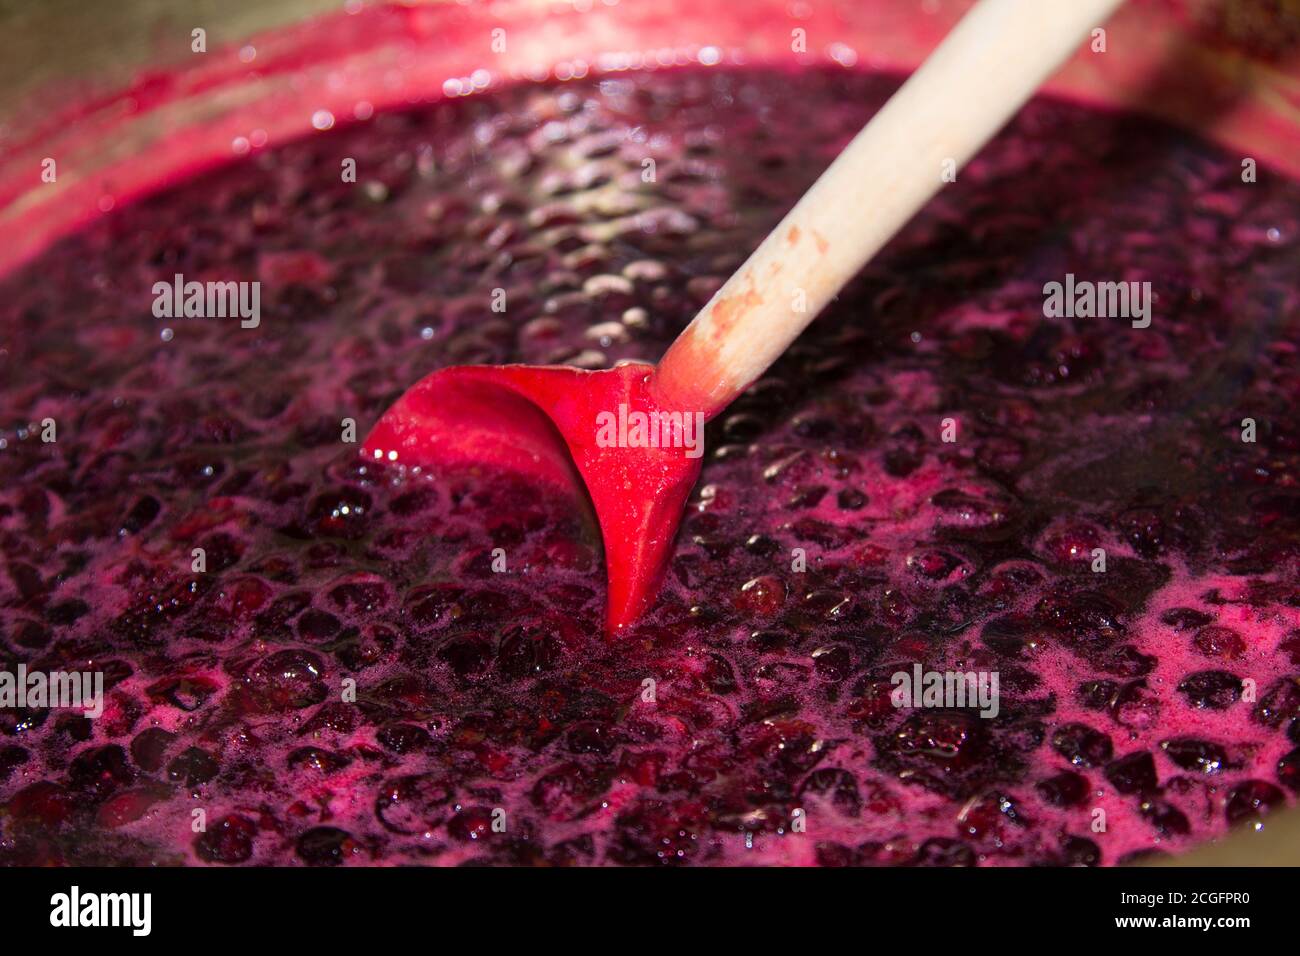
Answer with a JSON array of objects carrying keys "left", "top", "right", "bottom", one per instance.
[{"left": 1, "top": 67, "right": 1298, "bottom": 865}]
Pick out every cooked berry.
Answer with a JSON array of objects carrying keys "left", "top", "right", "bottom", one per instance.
[
  {"left": 129, "top": 728, "right": 177, "bottom": 772},
  {"left": 1111, "top": 680, "right": 1162, "bottom": 730},
  {"left": 375, "top": 774, "right": 453, "bottom": 834},
  {"left": 1280, "top": 632, "right": 1300, "bottom": 667},
  {"left": 1160, "top": 738, "right": 1233, "bottom": 775},
  {"left": 912, "top": 837, "right": 976, "bottom": 867},
  {"left": 7, "top": 782, "right": 75, "bottom": 827},
  {"left": 1051, "top": 724, "right": 1113, "bottom": 768},
  {"left": 896, "top": 712, "right": 984, "bottom": 763},
  {"left": 836, "top": 488, "right": 867, "bottom": 511},
  {"left": 166, "top": 747, "right": 220, "bottom": 787},
  {"left": 1036, "top": 770, "right": 1090, "bottom": 807},
  {"left": 497, "top": 619, "right": 568, "bottom": 678},
  {"left": 1160, "top": 607, "right": 1212, "bottom": 631},
  {"left": 237, "top": 650, "right": 328, "bottom": 712},
  {"left": 1224, "top": 781, "right": 1286, "bottom": 826},
  {"left": 377, "top": 723, "right": 431, "bottom": 754},
  {"left": 1277, "top": 748, "right": 1300, "bottom": 792},
  {"left": 46, "top": 600, "right": 90, "bottom": 626},
  {"left": 296, "top": 826, "right": 362, "bottom": 866},
  {"left": 68, "top": 745, "right": 136, "bottom": 800},
  {"left": 1076, "top": 680, "right": 1118, "bottom": 710},
  {"left": 146, "top": 676, "right": 218, "bottom": 712},
  {"left": 735, "top": 576, "right": 787, "bottom": 616},
  {"left": 1061, "top": 835, "right": 1101, "bottom": 867},
  {"left": 1102, "top": 645, "right": 1157, "bottom": 677},
  {"left": 1041, "top": 522, "right": 1101, "bottom": 564},
  {"left": 1192, "top": 625, "right": 1247, "bottom": 660},
  {"left": 287, "top": 747, "right": 352, "bottom": 774},
  {"left": 1254, "top": 677, "right": 1300, "bottom": 727},
  {"left": 1104, "top": 752, "right": 1158, "bottom": 795},
  {"left": 1177, "top": 671, "right": 1243, "bottom": 710},
  {"left": 297, "top": 608, "right": 341, "bottom": 641},
  {"left": 1139, "top": 799, "right": 1190, "bottom": 836},
  {"left": 195, "top": 815, "right": 257, "bottom": 864}
]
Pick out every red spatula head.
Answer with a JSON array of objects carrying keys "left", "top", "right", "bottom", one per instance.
[{"left": 362, "top": 362, "right": 705, "bottom": 633}]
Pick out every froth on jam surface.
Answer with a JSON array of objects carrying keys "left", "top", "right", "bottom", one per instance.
[{"left": 0, "top": 67, "right": 1298, "bottom": 866}]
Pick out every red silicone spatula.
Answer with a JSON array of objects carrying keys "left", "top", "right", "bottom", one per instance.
[{"left": 363, "top": 0, "right": 1125, "bottom": 633}]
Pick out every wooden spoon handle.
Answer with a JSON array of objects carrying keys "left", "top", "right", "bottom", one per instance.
[{"left": 652, "top": 0, "right": 1126, "bottom": 418}]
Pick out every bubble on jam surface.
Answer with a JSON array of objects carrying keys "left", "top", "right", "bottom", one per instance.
[{"left": 1, "top": 65, "right": 1299, "bottom": 866}]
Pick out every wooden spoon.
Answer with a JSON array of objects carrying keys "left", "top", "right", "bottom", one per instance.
[{"left": 363, "top": 0, "right": 1127, "bottom": 632}]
